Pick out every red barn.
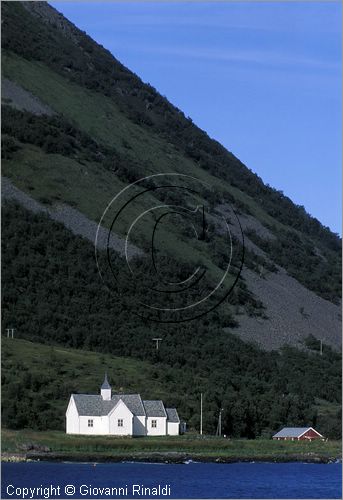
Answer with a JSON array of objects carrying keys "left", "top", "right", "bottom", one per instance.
[{"left": 272, "top": 427, "right": 324, "bottom": 441}]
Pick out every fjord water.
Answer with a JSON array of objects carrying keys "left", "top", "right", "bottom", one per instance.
[{"left": 2, "top": 462, "right": 341, "bottom": 499}]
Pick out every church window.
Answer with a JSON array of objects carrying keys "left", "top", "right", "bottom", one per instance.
[
  {"left": 118, "top": 419, "right": 123, "bottom": 427},
  {"left": 88, "top": 419, "right": 93, "bottom": 427},
  {"left": 152, "top": 420, "right": 157, "bottom": 428}
]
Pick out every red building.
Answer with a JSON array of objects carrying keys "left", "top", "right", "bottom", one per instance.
[{"left": 272, "top": 427, "right": 324, "bottom": 441}]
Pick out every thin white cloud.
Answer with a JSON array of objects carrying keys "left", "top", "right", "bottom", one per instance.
[
  {"left": 55, "top": 9, "right": 341, "bottom": 35},
  {"left": 102, "top": 42, "right": 340, "bottom": 72}
]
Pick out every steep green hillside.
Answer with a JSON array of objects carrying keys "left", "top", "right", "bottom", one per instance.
[
  {"left": 1, "top": 1, "right": 341, "bottom": 437},
  {"left": 1, "top": 1, "right": 340, "bottom": 254},
  {"left": 1, "top": 204, "right": 341, "bottom": 437},
  {"left": 1, "top": 1, "right": 341, "bottom": 304}
]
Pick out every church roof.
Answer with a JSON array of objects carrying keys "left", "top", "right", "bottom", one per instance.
[
  {"left": 72, "top": 393, "right": 146, "bottom": 417},
  {"left": 143, "top": 400, "right": 167, "bottom": 418},
  {"left": 166, "top": 408, "right": 180, "bottom": 423},
  {"left": 112, "top": 394, "right": 145, "bottom": 416},
  {"left": 73, "top": 394, "right": 104, "bottom": 416}
]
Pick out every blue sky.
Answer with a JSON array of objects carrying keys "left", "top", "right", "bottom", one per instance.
[{"left": 52, "top": 1, "right": 342, "bottom": 235}]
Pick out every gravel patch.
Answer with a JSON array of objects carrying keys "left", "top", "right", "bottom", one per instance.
[
  {"left": 231, "top": 266, "right": 341, "bottom": 351},
  {"left": 1, "top": 177, "right": 142, "bottom": 259},
  {"left": 238, "top": 212, "right": 276, "bottom": 240},
  {"left": 216, "top": 204, "right": 276, "bottom": 240},
  {"left": 212, "top": 205, "right": 270, "bottom": 259},
  {"left": 3, "top": 177, "right": 340, "bottom": 351},
  {"left": 2, "top": 78, "right": 55, "bottom": 115}
]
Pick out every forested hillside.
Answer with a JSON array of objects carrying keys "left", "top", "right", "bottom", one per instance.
[
  {"left": 1, "top": 202, "right": 341, "bottom": 438},
  {"left": 1, "top": 1, "right": 341, "bottom": 436}
]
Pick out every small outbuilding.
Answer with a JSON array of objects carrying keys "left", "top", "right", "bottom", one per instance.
[{"left": 272, "top": 427, "right": 324, "bottom": 441}]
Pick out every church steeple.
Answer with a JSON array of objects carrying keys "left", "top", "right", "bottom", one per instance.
[{"left": 101, "top": 373, "right": 112, "bottom": 400}]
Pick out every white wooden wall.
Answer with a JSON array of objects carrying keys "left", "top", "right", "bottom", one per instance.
[
  {"left": 108, "top": 401, "right": 133, "bottom": 435},
  {"left": 146, "top": 416, "right": 167, "bottom": 436},
  {"left": 66, "top": 396, "right": 178, "bottom": 437},
  {"left": 167, "top": 421, "right": 179, "bottom": 436}
]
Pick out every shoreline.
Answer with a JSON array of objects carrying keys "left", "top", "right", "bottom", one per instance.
[
  {"left": 2, "top": 451, "right": 341, "bottom": 464},
  {"left": 3, "top": 430, "right": 341, "bottom": 466}
]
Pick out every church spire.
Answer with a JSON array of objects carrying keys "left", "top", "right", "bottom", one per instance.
[
  {"left": 101, "top": 372, "right": 111, "bottom": 389},
  {"left": 100, "top": 373, "right": 111, "bottom": 400}
]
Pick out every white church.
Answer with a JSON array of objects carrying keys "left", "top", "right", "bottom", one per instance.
[{"left": 66, "top": 374, "right": 180, "bottom": 436}]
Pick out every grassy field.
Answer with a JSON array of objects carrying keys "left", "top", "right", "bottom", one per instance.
[
  {"left": 2, "top": 428, "right": 341, "bottom": 462},
  {"left": 2, "top": 337, "right": 340, "bottom": 438},
  {"left": 1, "top": 336, "right": 198, "bottom": 401},
  {"left": 1, "top": 337, "right": 204, "bottom": 429},
  {"left": 3, "top": 341, "right": 340, "bottom": 462}
]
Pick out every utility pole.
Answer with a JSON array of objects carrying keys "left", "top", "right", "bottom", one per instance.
[
  {"left": 320, "top": 339, "right": 323, "bottom": 356},
  {"left": 200, "top": 393, "right": 203, "bottom": 436},
  {"left": 216, "top": 408, "right": 223, "bottom": 437},
  {"left": 152, "top": 338, "right": 162, "bottom": 351},
  {"left": 6, "top": 328, "right": 15, "bottom": 339}
]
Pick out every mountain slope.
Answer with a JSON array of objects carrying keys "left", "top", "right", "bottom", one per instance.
[
  {"left": 1, "top": 1, "right": 341, "bottom": 350},
  {"left": 1, "top": 2, "right": 342, "bottom": 438}
]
